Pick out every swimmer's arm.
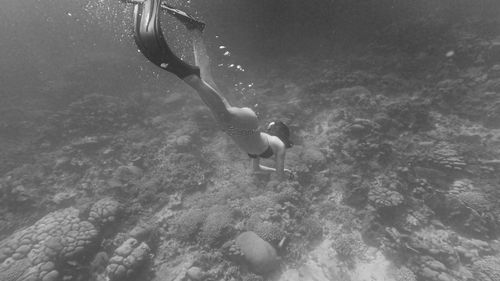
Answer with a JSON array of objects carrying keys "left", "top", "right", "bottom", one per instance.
[
  {"left": 252, "top": 158, "right": 276, "bottom": 174},
  {"left": 252, "top": 147, "right": 290, "bottom": 181},
  {"left": 274, "top": 146, "right": 286, "bottom": 180}
]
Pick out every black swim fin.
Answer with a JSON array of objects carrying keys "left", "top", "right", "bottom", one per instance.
[
  {"left": 133, "top": 0, "right": 200, "bottom": 78},
  {"left": 160, "top": 2, "right": 206, "bottom": 32}
]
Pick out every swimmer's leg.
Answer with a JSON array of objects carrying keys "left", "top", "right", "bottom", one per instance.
[
  {"left": 131, "top": 0, "right": 231, "bottom": 122},
  {"left": 183, "top": 75, "right": 231, "bottom": 123},
  {"left": 133, "top": 0, "right": 200, "bottom": 79},
  {"left": 160, "top": 2, "right": 205, "bottom": 31}
]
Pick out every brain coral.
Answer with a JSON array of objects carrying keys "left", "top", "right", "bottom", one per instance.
[
  {"left": 0, "top": 208, "right": 99, "bottom": 281},
  {"left": 106, "top": 238, "right": 151, "bottom": 281},
  {"left": 88, "top": 197, "right": 121, "bottom": 227}
]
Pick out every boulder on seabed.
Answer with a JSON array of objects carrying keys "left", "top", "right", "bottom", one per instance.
[{"left": 235, "top": 231, "right": 280, "bottom": 275}]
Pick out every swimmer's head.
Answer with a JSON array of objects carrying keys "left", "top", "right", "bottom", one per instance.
[{"left": 267, "top": 121, "right": 293, "bottom": 148}]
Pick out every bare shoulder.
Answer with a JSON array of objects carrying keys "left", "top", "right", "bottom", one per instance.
[
  {"left": 266, "top": 134, "right": 286, "bottom": 153},
  {"left": 227, "top": 106, "right": 257, "bottom": 118}
]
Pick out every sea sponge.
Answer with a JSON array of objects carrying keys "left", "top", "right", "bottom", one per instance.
[
  {"left": 235, "top": 231, "right": 280, "bottom": 275},
  {"left": 199, "top": 205, "right": 236, "bottom": 247},
  {"left": 0, "top": 208, "right": 99, "bottom": 281}
]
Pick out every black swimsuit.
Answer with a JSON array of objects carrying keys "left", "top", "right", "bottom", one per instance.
[
  {"left": 133, "top": 0, "right": 200, "bottom": 78},
  {"left": 248, "top": 146, "right": 274, "bottom": 159},
  {"left": 248, "top": 135, "right": 274, "bottom": 159}
]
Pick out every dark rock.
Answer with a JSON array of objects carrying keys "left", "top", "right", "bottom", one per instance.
[{"left": 235, "top": 231, "right": 280, "bottom": 275}]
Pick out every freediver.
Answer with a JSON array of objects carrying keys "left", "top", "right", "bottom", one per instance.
[{"left": 122, "top": 0, "right": 294, "bottom": 180}]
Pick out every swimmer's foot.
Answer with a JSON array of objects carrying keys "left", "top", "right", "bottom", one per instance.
[
  {"left": 132, "top": 0, "right": 200, "bottom": 78},
  {"left": 120, "top": 0, "right": 145, "bottom": 4},
  {"left": 160, "top": 2, "right": 205, "bottom": 32}
]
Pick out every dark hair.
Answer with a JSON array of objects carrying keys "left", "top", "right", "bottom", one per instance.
[{"left": 267, "top": 121, "right": 293, "bottom": 148}]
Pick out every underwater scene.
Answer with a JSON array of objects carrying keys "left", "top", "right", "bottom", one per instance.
[{"left": 2, "top": 0, "right": 500, "bottom": 280}]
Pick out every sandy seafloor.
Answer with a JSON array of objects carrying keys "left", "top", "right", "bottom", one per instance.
[{"left": 1, "top": 1, "right": 500, "bottom": 281}]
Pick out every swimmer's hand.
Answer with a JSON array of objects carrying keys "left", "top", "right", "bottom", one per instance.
[{"left": 284, "top": 169, "right": 295, "bottom": 180}]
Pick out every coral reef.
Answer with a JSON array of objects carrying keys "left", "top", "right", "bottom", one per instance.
[
  {"left": 199, "top": 205, "right": 237, "bottom": 247},
  {"left": 411, "top": 143, "right": 467, "bottom": 172},
  {"left": 150, "top": 152, "right": 211, "bottom": 193},
  {"left": 443, "top": 190, "right": 498, "bottom": 238},
  {"left": 408, "top": 255, "right": 455, "bottom": 281},
  {"left": 390, "top": 266, "right": 417, "bottom": 281},
  {"left": 0, "top": 208, "right": 99, "bottom": 281},
  {"left": 368, "top": 185, "right": 404, "bottom": 209},
  {"left": 333, "top": 234, "right": 362, "bottom": 267},
  {"left": 105, "top": 238, "right": 151, "bottom": 281},
  {"left": 385, "top": 101, "right": 433, "bottom": 132},
  {"left": 88, "top": 197, "right": 121, "bottom": 228},
  {"left": 3, "top": 6, "right": 500, "bottom": 281},
  {"left": 471, "top": 256, "right": 500, "bottom": 281},
  {"left": 172, "top": 208, "right": 207, "bottom": 242},
  {"left": 44, "top": 93, "right": 145, "bottom": 140},
  {"left": 252, "top": 221, "right": 286, "bottom": 247}
]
